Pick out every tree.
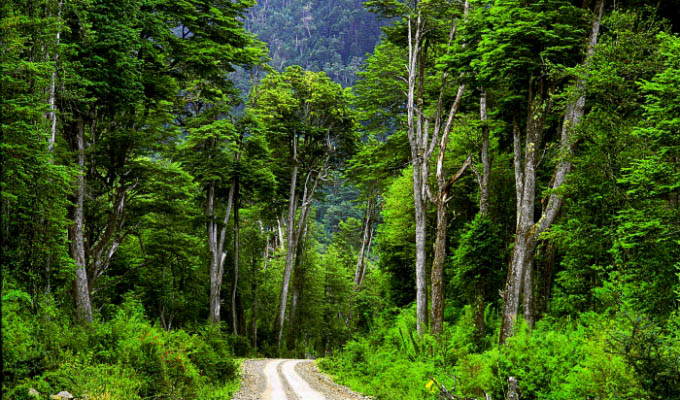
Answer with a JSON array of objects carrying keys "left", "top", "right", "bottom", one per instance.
[
  {"left": 495, "top": 0, "right": 605, "bottom": 342},
  {"left": 252, "top": 66, "right": 356, "bottom": 349},
  {"left": 367, "top": 0, "right": 473, "bottom": 335}
]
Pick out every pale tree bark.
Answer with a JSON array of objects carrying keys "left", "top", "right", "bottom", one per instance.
[
  {"left": 277, "top": 214, "right": 285, "bottom": 251},
  {"left": 406, "top": 11, "right": 432, "bottom": 337},
  {"left": 406, "top": 1, "right": 470, "bottom": 336},
  {"left": 231, "top": 177, "right": 240, "bottom": 335},
  {"left": 287, "top": 220, "right": 308, "bottom": 349},
  {"left": 274, "top": 140, "right": 299, "bottom": 348},
  {"left": 499, "top": 0, "right": 604, "bottom": 344},
  {"left": 47, "top": 0, "right": 62, "bottom": 153},
  {"left": 500, "top": 80, "right": 550, "bottom": 343},
  {"left": 69, "top": 116, "right": 139, "bottom": 321},
  {"left": 286, "top": 156, "right": 328, "bottom": 348},
  {"left": 275, "top": 134, "right": 331, "bottom": 349},
  {"left": 345, "top": 195, "right": 378, "bottom": 327},
  {"left": 353, "top": 196, "right": 377, "bottom": 291},
  {"left": 479, "top": 89, "right": 490, "bottom": 217},
  {"left": 430, "top": 79, "right": 469, "bottom": 335},
  {"left": 44, "top": 0, "right": 63, "bottom": 299},
  {"left": 71, "top": 119, "right": 93, "bottom": 322},
  {"left": 360, "top": 224, "right": 375, "bottom": 285},
  {"left": 208, "top": 179, "right": 235, "bottom": 324}
]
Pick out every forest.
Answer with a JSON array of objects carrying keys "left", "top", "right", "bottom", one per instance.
[{"left": 1, "top": 0, "right": 680, "bottom": 399}]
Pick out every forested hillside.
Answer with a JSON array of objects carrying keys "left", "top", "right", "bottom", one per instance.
[
  {"left": 245, "top": 0, "right": 383, "bottom": 86},
  {"left": 2, "top": 0, "right": 680, "bottom": 399}
]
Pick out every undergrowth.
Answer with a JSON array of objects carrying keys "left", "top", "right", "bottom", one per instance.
[
  {"left": 2, "top": 291, "right": 243, "bottom": 400},
  {"left": 319, "top": 305, "right": 680, "bottom": 400}
]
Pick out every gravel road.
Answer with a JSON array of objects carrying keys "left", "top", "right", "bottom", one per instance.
[{"left": 232, "top": 359, "right": 372, "bottom": 400}]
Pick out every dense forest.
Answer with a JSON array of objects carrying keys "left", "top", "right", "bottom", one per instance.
[
  {"left": 2, "top": 0, "right": 680, "bottom": 399},
  {"left": 244, "top": 0, "right": 383, "bottom": 86}
]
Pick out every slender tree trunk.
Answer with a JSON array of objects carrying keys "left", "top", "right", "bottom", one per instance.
[
  {"left": 277, "top": 214, "right": 285, "bottom": 251},
  {"left": 48, "top": 1, "right": 61, "bottom": 153},
  {"left": 500, "top": 0, "right": 604, "bottom": 343},
  {"left": 287, "top": 228, "right": 306, "bottom": 350},
  {"left": 523, "top": 259, "right": 535, "bottom": 327},
  {"left": 71, "top": 119, "right": 93, "bottom": 323},
  {"left": 430, "top": 198, "right": 448, "bottom": 335},
  {"left": 413, "top": 163, "right": 428, "bottom": 335},
  {"left": 209, "top": 181, "right": 235, "bottom": 324},
  {"left": 407, "top": 2, "right": 469, "bottom": 336},
  {"left": 406, "top": 12, "right": 431, "bottom": 336},
  {"left": 360, "top": 224, "right": 375, "bottom": 286},
  {"left": 288, "top": 169, "right": 318, "bottom": 348},
  {"left": 353, "top": 197, "right": 375, "bottom": 291},
  {"left": 431, "top": 155, "right": 470, "bottom": 335},
  {"left": 500, "top": 82, "right": 544, "bottom": 343},
  {"left": 208, "top": 183, "right": 220, "bottom": 324},
  {"left": 231, "top": 178, "right": 240, "bottom": 335},
  {"left": 479, "top": 89, "right": 490, "bottom": 216},
  {"left": 429, "top": 6, "right": 469, "bottom": 331},
  {"left": 44, "top": 1, "right": 63, "bottom": 300},
  {"left": 251, "top": 265, "right": 258, "bottom": 349},
  {"left": 275, "top": 162, "right": 298, "bottom": 348}
]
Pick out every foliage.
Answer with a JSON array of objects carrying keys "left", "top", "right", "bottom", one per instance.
[{"left": 2, "top": 294, "right": 241, "bottom": 399}]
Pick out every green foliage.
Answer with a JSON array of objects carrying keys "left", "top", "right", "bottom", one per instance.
[
  {"left": 245, "top": 0, "right": 383, "bottom": 86},
  {"left": 376, "top": 168, "right": 416, "bottom": 306},
  {"left": 2, "top": 294, "right": 241, "bottom": 399},
  {"left": 449, "top": 215, "right": 505, "bottom": 307}
]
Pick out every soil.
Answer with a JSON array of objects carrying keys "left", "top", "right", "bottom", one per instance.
[{"left": 231, "top": 359, "right": 373, "bottom": 400}]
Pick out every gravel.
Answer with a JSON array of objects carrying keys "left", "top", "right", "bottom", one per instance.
[{"left": 231, "top": 359, "right": 373, "bottom": 400}]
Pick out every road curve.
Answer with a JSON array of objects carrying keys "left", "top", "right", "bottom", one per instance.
[{"left": 232, "top": 359, "right": 371, "bottom": 400}]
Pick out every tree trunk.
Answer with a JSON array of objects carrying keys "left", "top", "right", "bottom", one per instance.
[
  {"left": 474, "top": 292, "right": 485, "bottom": 336},
  {"left": 277, "top": 214, "right": 285, "bottom": 251},
  {"left": 500, "top": 82, "right": 545, "bottom": 343},
  {"left": 288, "top": 179, "right": 315, "bottom": 349},
  {"left": 431, "top": 156, "right": 470, "bottom": 335},
  {"left": 208, "top": 182, "right": 221, "bottom": 324},
  {"left": 523, "top": 259, "right": 535, "bottom": 328},
  {"left": 353, "top": 197, "right": 375, "bottom": 291},
  {"left": 479, "top": 89, "right": 490, "bottom": 216},
  {"left": 251, "top": 270, "right": 258, "bottom": 349},
  {"left": 231, "top": 177, "right": 240, "bottom": 335},
  {"left": 430, "top": 197, "right": 448, "bottom": 335},
  {"left": 360, "top": 224, "right": 374, "bottom": 285},
  {"left": 209, "top": 181, "right": 235, "bottom": 324},
  {"left": 429, "top": 30, "right": 469, "bottom": 333},
  {"left": 287, "top": 245, "right": 304, "bottom": 350},
  {"left": 275, "top": 162, "right": 298, "bottom": 348},
  {"left": 71, "top": 119, "right": 93, "bottom": 323},
  {"left": 413, "top": 162, "right": 428, "bottom": 335},
  {"left": 500, "top": 0, "right": 604, "bottom": 343},
  {"left": 406, "top": 11, "right": 428, "bottom": 337},
  {"left": 406, "top": 2, "right": 469, "bottom": 336},
  {"left": 47, "top": 1, "right": 61, "bottom": 153}
]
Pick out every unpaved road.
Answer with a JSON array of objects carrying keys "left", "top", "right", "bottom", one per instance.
[{"left": 232, "top": 359, "right": 371, "bottom": 400}]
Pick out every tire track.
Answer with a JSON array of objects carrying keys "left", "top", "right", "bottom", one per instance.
[
  {"left": 281, "top": 360, "right": 326, "bottom": 400},
  {"left": 263, "top": 359, "right": 287, "bottom": 399}
]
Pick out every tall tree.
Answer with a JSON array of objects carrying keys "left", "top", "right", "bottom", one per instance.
[
  {"left": 498, "top": 0, "right": 605, "bottom": 343},
  {"left": 252, "top": 66, "right": 356, "bottom": 349},
  {"left": 367, "top": 0, "right": 472, "bottom": 335},
  {"left": 59, "top": 0, "right": 263, "bottom": 322}
]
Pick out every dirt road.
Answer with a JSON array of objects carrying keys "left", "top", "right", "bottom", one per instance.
[{"left": 232, "top": 359, "right": 371, "bottom": 400}]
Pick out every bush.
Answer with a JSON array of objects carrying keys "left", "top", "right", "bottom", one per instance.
[{"left": 3, "top": 295, "right": 241, "bottom": 400}]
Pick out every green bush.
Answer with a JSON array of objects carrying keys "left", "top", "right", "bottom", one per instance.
[{"left": 2, "top": 295, "right": 241, "bottom": 400}]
